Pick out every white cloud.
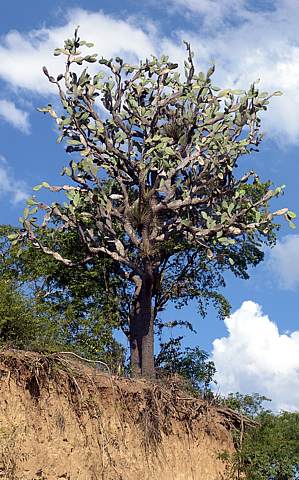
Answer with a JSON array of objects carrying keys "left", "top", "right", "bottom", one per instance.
[
  {"left": 0, "top": 4, "right": 299, "bottom": 143},
  {"left": 212, "top": 301, "right": 299, "bottom": 412},
  {"left": 268, "top": 235, "right": 299, "bottom": 290},
  {"left": 0, "top": 8, "right": 156, "bottom": 96},
  {"left": 170, "top": 0, "right": 299, "bottom": 144},
  {"left": 171, "top": 0, "right": 252, "bottom": 29},
  {"left": 0, "top": 99, "right": 30, "bottom": 133},
  {"left": 0, "top": 156, "right": 28, "bottom": 204}
]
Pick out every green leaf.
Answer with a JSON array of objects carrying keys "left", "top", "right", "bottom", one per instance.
[
  {"left": 33, "top": 182, "right": 50, "bottom": 191},
  {"left": 165, "top": 146, "right": 175, "bottom": 156},
  {"left": 228, "top": 204, "right": 234, "bottom": 216},
  {"left": 152, "top": 135, "right": 162, "bottom": 142},
  {"left": 62, "top": 167, "right": 72, "bottom": 177},
  {"left": 60, "top": 118, "right": 71, "bottom": 127},
  {"left": 26, "top": 197, "right": 38, "bottom": 206},
  {"left": 85, "top": 55, "right": 97, "bottom": 63},
  {"left": 217, "top": 90, "right": 229, "bottom": 97},
  {"left": 72, "top": 191, "right": 81, "bottom": 207},
  {"left": 181, "top": 219, "right": 190, "bottom": 227},
  {"left": 66, "top": 106, "right": 74, "bottom": 115},
  {"left": 207, "top": 65, "right": 215, "bottom": 78},
  {"left": 54, "top": 48, "right": 62, "bottom": 56},
  {"left": 37, "top": 105, "right": 52, "bottom": 113},
  {"left": 218, "top": 237, "right": 236, "bottom": 246},
  {"left": 7, "top": 233, "right": 18, "bottom": 241},
  {"left": 80, "top": 112, "right": 90, "bottom": 122}
]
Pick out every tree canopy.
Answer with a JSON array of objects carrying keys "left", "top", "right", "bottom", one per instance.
[
  {"left": 16, "top": 29, "right": 294, "bottom": 378},
  {"left": 1, "top": 225, "right": 124, "bottom": 366},
  {"left": 223, "top": 393, "right": 299, "bottom": 479}
]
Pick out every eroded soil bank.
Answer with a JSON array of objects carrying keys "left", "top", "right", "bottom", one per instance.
[{"left": 0, "top": 350, "right": 235, "bottom": 479}]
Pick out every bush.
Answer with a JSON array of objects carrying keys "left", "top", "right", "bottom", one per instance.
[
  {"left": 0, "top": 278, "right": 52, "bottom": 349},
  {"left": 222, "top": 393, "right": 299, "bottom": 479}
]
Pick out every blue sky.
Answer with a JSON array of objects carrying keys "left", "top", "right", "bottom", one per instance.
[{"left": 1, "top": 0, "right": 299, "bottom": 410}]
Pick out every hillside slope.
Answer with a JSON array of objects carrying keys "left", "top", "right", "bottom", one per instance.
[{"left": 0, "top": 351, "right": 236, "bottom": 479}]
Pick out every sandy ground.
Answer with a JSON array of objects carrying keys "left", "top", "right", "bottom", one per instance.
[{"left": 0, "top": 350, "right": 234, "bottom": 479}]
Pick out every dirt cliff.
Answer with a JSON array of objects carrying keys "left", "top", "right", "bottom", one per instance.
[{"left": 0, "top": 350, "right": 236, "bottom": 479}]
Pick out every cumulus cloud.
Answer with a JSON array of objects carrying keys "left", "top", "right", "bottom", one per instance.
[
  {"left": 0, "top": 8, "right": 156, "bottom": 95},
  {"left": 171, "top": 0, "right": 253, "bottom": 29},
  {"left": 268, "top": 235, "right": 299, "bottom": 290},
  {"left": 212, "top": 301, "right": 299, "bottom": 411},
  {"left": 0, "top": 156, "right": 28, "bottom": 204},
  {"left": 0, "top": 99, "right": 30, "bottom": 133},
  {"left": 170, "top": 0, "right": 299, "bottom": 144}
]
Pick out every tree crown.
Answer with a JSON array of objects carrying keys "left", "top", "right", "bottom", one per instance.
[{"left": 12, "top": 30, "right": 295, "bottom": 336}]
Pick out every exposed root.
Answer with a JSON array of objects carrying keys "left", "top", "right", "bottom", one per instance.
[{"left": 0, "top": 350, "right": 237, "bottom": 479}]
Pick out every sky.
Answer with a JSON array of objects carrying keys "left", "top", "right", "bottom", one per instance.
[{"left": 0, "top": 0, "right": 299, "bottom": 411}]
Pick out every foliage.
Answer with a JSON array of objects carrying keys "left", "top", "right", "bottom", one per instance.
[
  {"left": 155, "top": 336, "right": 215, "bottom": 394},
  {"left": 0, "top": 277, "right": 55, "bottom": 350},
  {"left": 0, "top": 225, "right": 125, "bottom": 367},
  {"left": 224, "top": 392, "right": 271, "bottom": 418},
  {"left": 16, "top": 29, "right": 294, "bottom": 376},
  {"left": 241, "top": 411, "right": 299, "bottom": 479},
  {"left": 222, "top": 393, "right": 299, "bottom": 479}
]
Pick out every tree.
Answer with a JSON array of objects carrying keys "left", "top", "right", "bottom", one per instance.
[
  {"left": 0, "top": 226, "right": 60, "bottom": 349},
  {"left": 17, "top": 29, "right": 294, "bottom": 378},
  {"left": 155, "top": 336, "right": 216, "bottom": 394},
  {"left": 224, "top": 392, "right": 271, "bottom": 418},
  {"left": 1, "top": 225, "right": 124, "bottom": 366},
  {"left": 223, "top": 393, "right": 299, "bottom": 480},
  {"left": 242, "top": 411, "right": 299, "bottom": 479},
  {"left": 0, "top": 277, "right": 42, "bottom": 348}
]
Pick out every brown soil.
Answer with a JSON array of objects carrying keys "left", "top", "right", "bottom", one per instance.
[{"left": 0, "top": 350, "right": 235, "bottom": 480}]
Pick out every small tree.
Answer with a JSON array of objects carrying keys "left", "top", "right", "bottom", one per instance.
[
  {"left": 156, "top": 336, "right": 216, "bottom": 394},
  {"left": 223, "top": 394, "right": 299, "bottom": 479},
  {"left": 1, "top": 225, "right": 124, "bottom": 365},
  {"left": 18, "top": 29, "right": 294, "bottom": 378}
]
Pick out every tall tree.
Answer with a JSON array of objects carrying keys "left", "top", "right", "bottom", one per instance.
[{"left": 17, "top": 30, "right": 294, "bottom": 378}]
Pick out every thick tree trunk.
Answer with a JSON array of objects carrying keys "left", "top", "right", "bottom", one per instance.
[{"left": 130, "top": 269, "right": 155, "bottom": 379}]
